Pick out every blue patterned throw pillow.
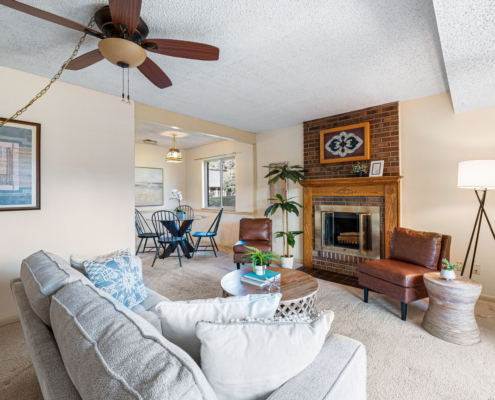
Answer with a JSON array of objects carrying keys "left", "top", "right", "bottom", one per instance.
[{"left": 84, "top": 256, "right": 147, "bottom": 308}]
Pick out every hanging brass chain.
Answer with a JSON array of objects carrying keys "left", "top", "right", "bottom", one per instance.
[{"left": 0, "top": 17, "right": 96, "bottom": 127}]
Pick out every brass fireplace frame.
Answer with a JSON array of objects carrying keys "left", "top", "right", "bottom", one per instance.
[{"left": 315, "top": 205, "right": 381, "bottom": 259}]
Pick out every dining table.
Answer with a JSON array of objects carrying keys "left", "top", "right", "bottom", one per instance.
[{"left": 146, "top": 212, "right": 208, "bottom": 259}]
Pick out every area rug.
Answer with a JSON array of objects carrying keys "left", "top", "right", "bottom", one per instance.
[{"left": 1, "top": 247, "right": 494, "bottom": 400}]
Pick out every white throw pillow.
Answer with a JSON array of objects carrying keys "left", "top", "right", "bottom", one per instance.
[
  {"left": 196, "top": 311, "right": 334, "bottom": 400},
  {"left": 152, "top": 293, "right": 282, "bottom": 364},
  {"left": 70, "top": 248, "right": 133, "bottom": 274}
]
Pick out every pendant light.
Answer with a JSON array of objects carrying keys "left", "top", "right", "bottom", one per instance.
[{"left": 166, "top": 134, "right": 183, "bottom": 163}]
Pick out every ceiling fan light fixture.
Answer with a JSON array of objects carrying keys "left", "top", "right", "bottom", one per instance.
[
  {"left": 166, "top": 134, "right": 183, "bottom": 163},
  {"left": 98, "top": 38, "right": 146, "bottom": 68}
]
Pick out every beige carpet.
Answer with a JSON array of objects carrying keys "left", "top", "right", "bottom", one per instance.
[{"left": 1, "top": 247, "right": 494, "bottom": 400}]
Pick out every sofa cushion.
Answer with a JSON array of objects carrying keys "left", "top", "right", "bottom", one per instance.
[
  {"left": 359, "top": 259, "right": 429, "bottom": 287},
  {"left": 234, "top": 240, "right": 272, "bottom": 254},
  {"left": 389, "top": 227, "right": 442, "bottom": 270},
  {"left": 196, "top": 311, "right": 334, "bottom": 400},
  {"left": 20, "top": 250, "right": 93, "bottom": 327},
  {"left": 70, "top": 248, "right": 132, "bottom": 274},
  {"left": 84, "top": 256, "right": 147, "bottom": 308},
  {"left": 239, "top": 218, "right": 271, "bottom": 241},
  {"left": 50, "top": 281, "right": 218, "bottom": 400},
  {"left": 153, "top": 293, "right": 282, "bottom": 365}
]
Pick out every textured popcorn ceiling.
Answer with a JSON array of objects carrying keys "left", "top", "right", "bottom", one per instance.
[
  {"left": 0, "top": 0, "right": 471, "bottom": 132},
  {"left": 433, "top": 0, "right": 495, "bottom": 114},
  {"left": 135, "top": 120, "right": 225, "bottom": 149}
]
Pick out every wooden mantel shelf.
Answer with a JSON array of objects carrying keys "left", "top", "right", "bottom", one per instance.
[
  {"left": 300, "top": 176, "right": 402, "bottom": 187},
  {"left": 300, "top": 176, "right": 403, "bottom": 268}
]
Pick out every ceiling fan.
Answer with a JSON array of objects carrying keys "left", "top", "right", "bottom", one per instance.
[{"left": 0, "top": 0, "right": 220, "bottom": 89}]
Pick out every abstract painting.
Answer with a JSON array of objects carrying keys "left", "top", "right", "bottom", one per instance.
[
  {"left": 135, "top": 167, "right": 163, "bottom": 207},
  {"left": 320, "top": 122, "right": 370, "bottom": 164},
  {"left": 0, "top": 118, "right": 40, "bottom": 211}
]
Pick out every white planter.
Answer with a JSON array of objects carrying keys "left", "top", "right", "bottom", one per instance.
[
  {"left": 440, "top": 269, "right": 456, "bottom": 281},
  {"left": 281, "top": 256, "right": 294, "bottom": 269},
  {"left": 254, "top": 265, "right": 266, "bottom": 276}
]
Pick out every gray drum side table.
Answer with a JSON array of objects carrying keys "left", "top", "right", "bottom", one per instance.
[{"left": 422, "top": 272, "right": 482, "bottom": 345}]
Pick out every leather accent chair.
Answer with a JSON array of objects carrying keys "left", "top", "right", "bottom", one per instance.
[
  {"left": 359, "top": 227, "right": 451, "bottom": 321},
  {"left": 233, "top": 218, "right": 272, "bottom": 269}
]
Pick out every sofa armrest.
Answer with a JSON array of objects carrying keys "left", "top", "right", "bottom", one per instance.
[{"left": 268, "top": 334, "right": 367, "bottom": 400}]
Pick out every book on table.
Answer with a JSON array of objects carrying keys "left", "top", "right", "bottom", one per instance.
[
  {"left": 241, "top": 276, "right": 279, "bottom": 287},
  {"left": 243, "top": 270, "right": 281, "bottom": 283}
]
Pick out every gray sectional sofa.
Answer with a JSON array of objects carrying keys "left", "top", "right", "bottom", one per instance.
[{"left": 11, "top": 250, "right": 367, "bottom": 400}]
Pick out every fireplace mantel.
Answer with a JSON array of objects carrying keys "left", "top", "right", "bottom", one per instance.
[{"left": 300, "top": 176, "right": 402, "bottom": 268}]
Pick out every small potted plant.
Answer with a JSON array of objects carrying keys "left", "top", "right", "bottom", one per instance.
[
  {"left": 351, "top": 162, "right": 369, "bottom": 177},
  {"left": 441, "top": 259, "right": 462, "bottom": 281},
  {"left": 241, "top": 246, "right": 281, "bottom": 276},
  {"left": 170, "top": 189, "right": 185, "bottom": 220}
]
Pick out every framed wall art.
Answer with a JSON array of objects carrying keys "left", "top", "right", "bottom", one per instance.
[
  {"left": 0, "top": 118, "right": 41, "bottom": 211},
  {"left": 135, "top": 167, "right": 164, "bottom": 207},
  {"left": 268, "top": 162, "right": 288, "bottom": 204},
  {"left": 320, "top": 122, "right": 370, "bottom": 164},
  {"left": 369, "top": 160, "right": 385, "bottom": 177}
]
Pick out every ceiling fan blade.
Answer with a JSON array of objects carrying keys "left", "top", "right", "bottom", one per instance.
[
  {"left": 66, "top": 49, "right": 104, "bottom": 71},
  {"left": 142, "top": 39, "right": 219, "bottom": 61},
  {"left": 0, "top": 0, "right": 103, "bottom": 37},
  {"left": 138, "top": 57, "right": 172, "bottom": 89},
  {"left": 109, "top": 0, "right": 142, "bottom": 35}
]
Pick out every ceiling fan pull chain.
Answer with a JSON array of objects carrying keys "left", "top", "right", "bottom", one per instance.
[
  {"left": 121, "top": 66, "right": 125, "bottom": 103},
  {"left": 0, "top": 17, "right": 96, "bottom": 127},
  {"left": 127, "top": 68, "right": 131, "bottom": 105}
]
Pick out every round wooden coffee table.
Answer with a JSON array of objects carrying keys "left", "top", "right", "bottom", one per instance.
[
  {"left": 221, "top": 267, "right": 319, "bottom": 317},
  {"left": 422, "top": 272, "right": 482, "bottom": 345}
]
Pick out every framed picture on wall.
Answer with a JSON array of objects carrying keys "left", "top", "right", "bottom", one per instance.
[
  {"left": 268, "top": 162, "right": 288, "bottom": 204},
  {"left": 320, "top": 122, "right": 370, "bottom": 164},
  {"left": 0, "top": 118, "right": 41, "bottom": 212},
  {"left": 369, "top": 160, "right": 385, "bottom": 177},
  {"left": 135, "top": 167, "right": 164, "bottom": 207}
]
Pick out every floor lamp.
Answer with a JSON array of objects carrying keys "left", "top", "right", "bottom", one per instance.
[{"left": 458, "top": 160, "right": 495, "bottom": 278}]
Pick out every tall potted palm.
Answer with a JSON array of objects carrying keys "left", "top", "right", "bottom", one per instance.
[{"left": 263, "top": 164, "right": 307, "bottom": 268}]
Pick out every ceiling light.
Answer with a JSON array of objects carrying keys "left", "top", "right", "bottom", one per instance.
[
  {"left": 98, "top": 38, "right": 147, "bottom": 68},
  {"left": 166, "top": 134, "right": 183, "bottom": 163}
]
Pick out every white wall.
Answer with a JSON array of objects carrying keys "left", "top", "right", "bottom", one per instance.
[
  {"left": 184, "top": 140, "right": 255, "bottom": 247},
  {"left": 401, "top": 92, "right": 495, "bottom": 297},
  {"left": 134, "top": 143, "right": 187, "bottom": 213},
  {"left": 0, "top": 66, "right": 135, "bottom": 322},
  {"left": 256, "top": 124, "right": 304, "bottom": 260}
]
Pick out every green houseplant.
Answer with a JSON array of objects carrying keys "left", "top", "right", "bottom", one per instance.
[
  {"left": 441, "top": 259, "right": 462, "bottom": 281},
  {"left": 263, "top": 164, "right": 308, "bottom": 269},
  {"left": 351, "top": 162, "right": 369, "bottom": 177},
  {"left": 240, "top": 246, "right": 281, "bottom": 275}
]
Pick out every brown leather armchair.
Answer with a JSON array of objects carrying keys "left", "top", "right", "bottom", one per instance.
[
  {"left": 359, "top": 227, "right": 451, "bottom": 321},
  {"left": 233, "top": 218, "right": 272, "bottom": 269}
]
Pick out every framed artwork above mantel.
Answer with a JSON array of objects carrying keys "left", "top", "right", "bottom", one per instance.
[
  {"left": 0, "top": 118, "right": 41, "bottom": 212},
  {"left": 320, "top": 122, "right": 370, "bottom": 164}
]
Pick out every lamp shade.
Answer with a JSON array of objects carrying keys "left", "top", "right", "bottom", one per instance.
[{"left": 458, "top": 160, "right": 495, "bottom": 190}]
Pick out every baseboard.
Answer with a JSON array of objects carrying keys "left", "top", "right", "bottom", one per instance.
[
  {"left": 480, "top": 294, "right": 495, "bottom": 303},
  {"left": 0, "top": 314, "right": 19, "bottom": 327}
]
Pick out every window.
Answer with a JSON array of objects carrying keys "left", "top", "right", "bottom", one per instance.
[{"left": 204, "top": 157, "right": 236, "bottom": 210}]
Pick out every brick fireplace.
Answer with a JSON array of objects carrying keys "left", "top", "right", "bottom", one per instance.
[{"left": 301, "top": 102, "right": 401, "bottom": 276}]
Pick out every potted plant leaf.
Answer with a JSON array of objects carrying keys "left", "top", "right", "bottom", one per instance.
[
  {"left": 240, "top": 246, "right": 281, "bottom": 275},
  {"left": 263, "top": 164, "right": 308, "bottom": 269},
  {"left": 441, "top": 259, "right": 462, "bottom": 281},
  {"left": 351, "top": 162, "right": 368, "bottom": 177}
]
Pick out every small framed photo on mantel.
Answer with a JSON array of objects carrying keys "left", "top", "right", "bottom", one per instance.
[{"left": 369, "top": 160, "right": 385, "bottom": 177}]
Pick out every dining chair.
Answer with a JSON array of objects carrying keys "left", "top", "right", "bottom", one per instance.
[
  {"left": 176, "top": 205, "right": 194, "bottom": 243},
  {"left": 192, "top": 208, "right": 223, "bottom": 257},
  {"left": 134, "top": 209, "right": 159, "bottom": 255},
  {"left": 151, "top": 210, "right": 188, "bottom": 268}
]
